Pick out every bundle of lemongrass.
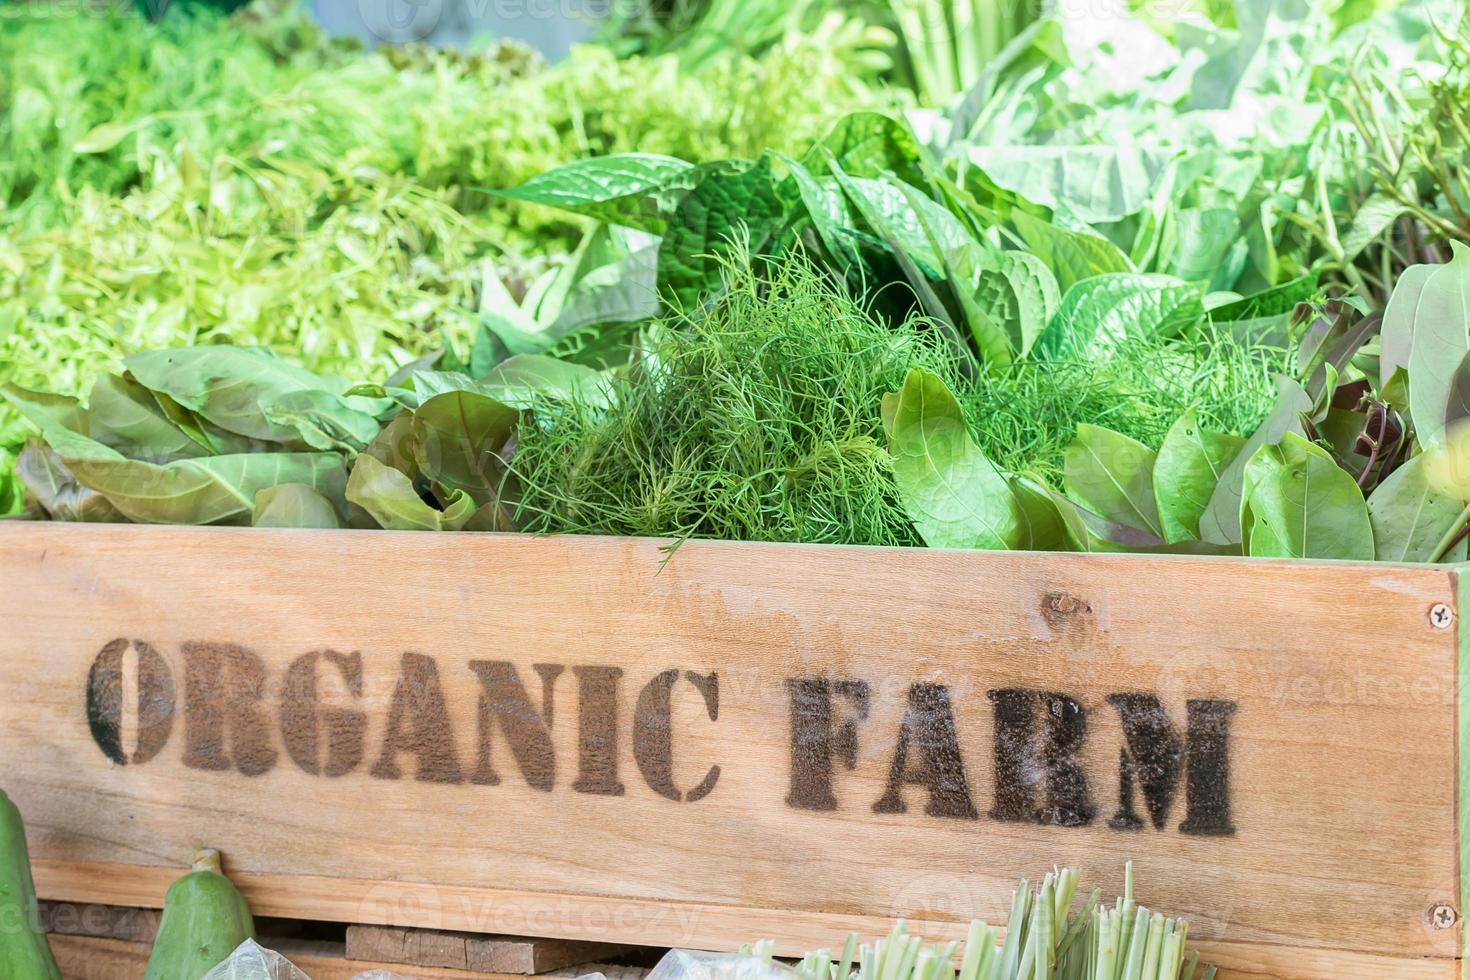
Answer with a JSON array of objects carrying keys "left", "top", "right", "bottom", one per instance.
[{"left": 744, "top": 867, "right": 1211, "bottom": 980}]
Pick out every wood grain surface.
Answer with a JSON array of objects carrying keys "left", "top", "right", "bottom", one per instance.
[{"left": 0, "top": 523, "right": 1462, "bottom": 976}]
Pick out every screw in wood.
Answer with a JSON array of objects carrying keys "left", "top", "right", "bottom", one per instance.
[
  {"left": 1429, "top": 603, "right": 1455, "bottom": 630},
  {"left": 1430, "top": 904, "right": 1458, "bottom": 929}
]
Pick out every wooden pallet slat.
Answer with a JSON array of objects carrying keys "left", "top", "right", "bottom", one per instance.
[{"left": 345, "top": 924, "right": 635, "bottom": 974}]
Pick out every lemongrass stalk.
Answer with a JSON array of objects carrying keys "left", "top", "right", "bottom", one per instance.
[
  {"left": 1157, "top": 930, "right": 1183, "bottom": 980},
  {"left": 1057, "top": 889, "right": 1101, "bottom": 964},
  {"left": 838, "top": 933, "right": 860, "bottom": 980},
  {"left": 1120, "top": 908, "right": 1150, "bottom": 979},
  {"left": 1054, "top": 868, "right": 1079, "bottom": 924},
  {"left": 970, "top": 925, "right": 998, "bottom": 980},
  {"left": 894, "top": 937, "right": 922, "bottom": 980},
  {"left": 1138, "top": 915, "right": 1166, "bottom": 980},
  {"left": 913, "top": 949, "right": 935, "bottom": 980},
  {"left": 1179, "top": 951, "right": 1199, "bottom": 980},
  {"left": 957, "top": 921, "right": 989, "bottom": 980},
  {"left": 933, "top": 941, "right": 958, "bottom": 980},
  {"left": 998, "top": 881, "right": 1030, "bottom": 978},
  {"left": 1092, "top": 908, "right": 1117, "bottom": 980}
]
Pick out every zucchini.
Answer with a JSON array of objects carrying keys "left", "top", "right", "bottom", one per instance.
[
  {"left": 0, "top": 790, "right": 61, "bottom": 980},
  {"left": 144, "top": 847, "right": 255, "bottom": 980}
]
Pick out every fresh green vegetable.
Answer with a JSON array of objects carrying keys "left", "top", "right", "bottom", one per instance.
[
  {"left": 143, "top": 847, "right": 255, "bottom": 980},
  {"left": 0, "top": 791, "right": 61, "bottom": 980},
  {"left": 745, "top": 865, "right": 1211, "bottom": 980}
]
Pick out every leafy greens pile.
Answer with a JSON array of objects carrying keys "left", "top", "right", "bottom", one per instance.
[
  {"left": 0, "top": 0, "right": 899, "bottom": 512},
  {"left": 10, "top": 0, "right": 1470, "bottom": 566}
]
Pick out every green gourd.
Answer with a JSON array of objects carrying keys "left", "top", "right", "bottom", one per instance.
[
  {"left": 0, "top": 790, "right": 61, "bottom": 980},
  {"left": 143, "top": 847, "right": 255, "bottom": 980}
]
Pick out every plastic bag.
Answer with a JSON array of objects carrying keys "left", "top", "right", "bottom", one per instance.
[
  {"left": 199, "top": 940, "right": 412, "bottom": 980},
  {"left": 641, "top": 949, "right": 802, "bottom": 980},
  {"left": 200, "top": 941, "right": 311, "bottom": 980}
]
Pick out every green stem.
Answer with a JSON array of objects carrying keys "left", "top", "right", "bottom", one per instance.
[{"left": 1431, "top": 499, "right": 1470, "bottom": 563}]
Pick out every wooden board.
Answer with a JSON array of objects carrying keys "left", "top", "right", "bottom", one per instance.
[
  {"left": 0, "top": 523, "right": 1464, "bottom": 978},
  {"left": 345, "top": 924, "right": 633, "bottom": 974}
]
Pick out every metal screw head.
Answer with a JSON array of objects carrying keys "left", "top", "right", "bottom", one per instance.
[
  {"left": 1430, "top": 904, "right": 1458, "bottom": 929},
  {"left": 1430, "top": 603, "right": 1455, "bottom": 630}
]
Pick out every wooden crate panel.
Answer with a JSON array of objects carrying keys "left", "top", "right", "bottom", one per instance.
[{"left": 0, "top": 523, "right": 1462, "bottom": 975}]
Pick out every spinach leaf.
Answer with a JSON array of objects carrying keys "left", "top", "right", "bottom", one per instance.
[
  {"left": 802, "top": 112, "right": 928, "bottom": 188},
  {"left": 253, "top": 484, "right": 343, "bottom": 530},
  {"left": 1407, "top": 242, "right": 1470, "bottom": 445},
  {"left": 1154, "top": 408, "right": 1245, "bottom": 544},
  {"left": 886, "top": 367, "right": 1022, "bottom": 550},
  {"left": 1063, "top": 424, "right": 1163, "bottom": 537},
  {"left": 1367, "top": 454, "right": 1468, "bottom": 562},
  {"left": 40, "top": 424, "right": 347, "bottom": 526},
  {"left": 1200, "top": 375, "right": 1312, "bottom": 545},
  {"left": 965, "top": 145, "right": 1165, "bottom": 224},
  {"left": 1240, "top": 432, "right": 1374, "bottom": 560}
]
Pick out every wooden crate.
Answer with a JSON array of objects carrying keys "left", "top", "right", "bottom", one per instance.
[{"left": 0, "top": 522, "right": 1465, "bottom": 979}]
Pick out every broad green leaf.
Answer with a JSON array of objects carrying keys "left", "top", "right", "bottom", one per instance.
[
  {"left": 783, "top": 156, "right": 861, "bottom": 271},
  {"left": 87, "top": 374, "right": 208, "bottom": 463},
  {"left": 1340, "top": 192, "right": 1407, "bottom": 262},
  {"left": 14, "top": 443, "right": 125, "bottom": 523},
  {"left": 253, "top": 484, "right": 343, "bottom": 529},
  {"left": 657, "top": 155, "right": 785, "bottom": 312},
  {"left": 1240, "top": 433, "right": 1374, "bottom": 560},
  {"left": 123, "top": 347, "right": 361, "bottom": 447},
  {"left": 1011, "top": 211, "right": 1131, "bottom": 293},
  {"left": 1, "top": 383, "right": 88, "bottom": 436},
  {"left": 1154, "top": 409, "right": 1245, "bottom": 543},
  {"left": 965, "top": 145, "right": 1165, "bottom": 224},
  {"left": 41, "top": 425, "right": 347, "bottom": 526},
  {"left": 1380, "top": 263, "right": 1436, "bottom": 386},
  {"left": 1047, "top": 488, "right": 1173, "bottom": 553},
  {"left": 827, "top": 161, "right": 974, "bottom": 366},
  {"left": 1207, "top": 272, "right": 1317, "bottom": 323},
  {"left": 1367, "top": 454, "right": 1467, "bottom": 563},
  {"left": 545, "top": 246, "right": 660, "bottom": 341},
  {"left": 481, "top": 355, "right": 612, "bottom": 410},
  {"left": 1012, "top": 476, "right": 1069, "bottom": 551},
  {"left": 973, "top": 252, "right": 1060, "bottom": 362},
  {"left": 347, "top": 454, "right": 475, "bottom": 532},
  {"left": 1407, "top": 243, "right": 1470, "bottom": 445},
  {"left": 1063, "top": 424, "right": 1163, "bottom": 537},
  {"left": 263, "top": 389, "right": 382, "bottom": 453},
  {"left": 1200, "top": 375, "right": 1312, "bottom": 546},
  {"left": 1167, "top": 207, "right": 1244, "bottom": 288},
  {"left": 832, "top": 172, "right": 973, "bottom": 278},
  {"left": 887, "top": 367, "right": 1022, "bottom": 550},
  {"left": 1039, "top": 274, "right": 1204, "bottom": 359},
  {"left": 491, "top": 155, "right": 697, "bottom": 234},
  {"left": 802, "top": 112, "right": 927, "bottom": 188},
  {"left": 411, "top": 390, "right": 519, "bottom": 507}
]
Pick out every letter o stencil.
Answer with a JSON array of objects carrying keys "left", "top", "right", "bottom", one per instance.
[{"left": 87, "top": 638, "right": 176, "bottom": 765}]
